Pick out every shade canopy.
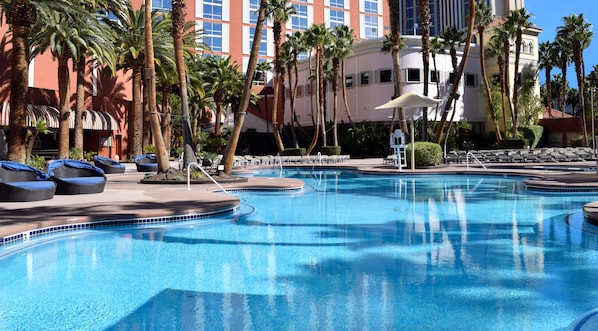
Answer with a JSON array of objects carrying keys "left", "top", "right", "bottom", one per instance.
[{"left": 375, "top": 91, "right": 442, "bottom": 110}]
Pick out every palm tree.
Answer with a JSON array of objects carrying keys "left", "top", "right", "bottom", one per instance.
[
  {"left": 435, "top": 1, "right": 476, "bottom": 145},
  {"left": 429, "top": 36, "right": 443, "bottom": 131},
  {"left": 490, "top": 24, "right": 515, "bottom": 135},
  {"left": 171, "top": 0, "right": 198, "bottom": 168},
  {"left": 105, "top": 4, "right": 172, "bottom": 159},
  {"left": 221, "top": 0, "right": 268, "bottom": 174},
  {"left": 335, "top": 26, "right": 356, "bottom": 129},
  {"left": 204, "top": 56, "right": 243, "bottom": 138},
  {"left": 304, "top": 23, "right": 332, "bottom": 156},
  {"left": 256, "top": 61, "right": 272, "bottom": 133},
  {"left": 558, "top": 13, "right": 593, "bottom": 145},
  {"left": 1, "top": 0, "right": 72, "bottom": 162},
  {"left": 268, "top": 0, "right": 296, "bottom": 154},
  {"left": 506, "top": 8, "right": 531, "bottom": 138},
  {"left": 554, "top": 35, "right": 571, "bottom": 116},
  {"left": 417, "top": 0, "right": 431, "bottom": 140},
  {"left": 387, "top": 0, "right": 407, "bottom": 134},
  {"left": 326, "top": 24, "right": 355, "bottom": 148},
  {"left": 475, "top": 0, "right": 501, "bottom": 141},
  {"left": 29, "top": 8, "right": 89, "bottom": 158},
  {"left": 538, "top": 41, "right": 559, "bottom": 117},
  {"left": 282, "top": 32, "right": 302, "bottom": 147}
]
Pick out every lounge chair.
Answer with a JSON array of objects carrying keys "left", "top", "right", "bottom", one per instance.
[
  {"left": 134, "top": 154, "right": 158, "bottom": 172},
  {"left": 0, "top": 161, "right": 56, "bottom": 202},
  {"left": 93, "top": 155, "right": 126, "bottom": 174},
  {"left": 47, "top": 159, "right": 106, "bottom": 195}
]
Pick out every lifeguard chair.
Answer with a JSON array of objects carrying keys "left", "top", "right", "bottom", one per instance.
[{"left": 390, "top": 129, "right": 407, "bottom": 170}]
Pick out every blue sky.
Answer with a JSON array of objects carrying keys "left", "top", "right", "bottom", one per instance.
[{"left": 525, "top": 0, "right": 598, "bottom": 88}]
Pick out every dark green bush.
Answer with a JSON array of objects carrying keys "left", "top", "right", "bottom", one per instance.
[
  {"left": 406, "top": 142, "right": 442, "bottom": 167},
  {"left": 281, "top": 148, "right": 306, "bottom": 156},
  {"left": 519, "top": 125, "right": 544, "bottom": 148},
  {"left": 321, "top": 146, "right": 341, "bottom": 156}
]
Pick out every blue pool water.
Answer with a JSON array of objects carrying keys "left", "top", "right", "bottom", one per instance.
[{"left": 2, "top": 169, "right": 598, "bottom": 330}]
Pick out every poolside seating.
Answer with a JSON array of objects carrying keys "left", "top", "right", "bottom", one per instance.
[
  {"left": 0, "top": 161, "right": 56, "bottom": 202},
  {"left": 134, "top": 154, "right": 158, "bottom": 172},
  {"left": 93, "top": 155, "right": 125, "bottom": 174},
  {"left": 47, "top": 159, "right": 106, "bottom": 195}
]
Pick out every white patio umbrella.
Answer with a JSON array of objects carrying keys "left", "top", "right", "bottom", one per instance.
[{"left": 375, "top": 91, "right": 442, "bottom": 170}]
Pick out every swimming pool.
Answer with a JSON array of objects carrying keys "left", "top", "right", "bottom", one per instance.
[{"left": 2, "top": 169, "right": 598, "bottom": 330}]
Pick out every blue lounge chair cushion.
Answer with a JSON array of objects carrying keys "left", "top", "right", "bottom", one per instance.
[
  {"left": 7, "top": 181, "right": 57, "bottom": 190},
  {"left": 47, "top": 159, "right": 105, "bottom": 177},
  {"left": 0, "top": 161, "right": 50, "bottom": 180},
  {"left": 57, "top": 177, "right": 106, "bottom": 185}
]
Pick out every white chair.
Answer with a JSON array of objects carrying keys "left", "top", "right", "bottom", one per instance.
[{"left": 390, "top": 129, "right": 407, "bottom": 170}]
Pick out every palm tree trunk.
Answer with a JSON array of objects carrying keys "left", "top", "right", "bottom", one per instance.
[
  {"left": 130, "top": 66, "right": 143, "bottom": 158},
  {"left": 545, "top": 68, "right": 554, "bottom": 118},
  {"left": 271, "top": 20, "right": 285, "bottom": 153},
  {"left": 479, "top": 27, "right": 501, "bottom": 141},
  {"left": 388, "top": 0, "right": 407, "bottom": 134},
  {"left": 57, "top": 57, "right": 70, "bottom": 159},
  {"left": 172, "top": 0, "right": 197, "bottom": 168},
  {"left": 7, "top": 23, "right": 30, "bottom": 162},
  {"left": 222, "top": 0, "right": 267, "bottom": 173},
  {"left": 512, "top": 30, "right": 523, "bottom": 137},
  {"left": 418, "top": 0, "right": 430, "bottom": 141},
  {"left": 75, "top": 57, "right": 86, "bottom": 159},
  {"left": 340, "top": 61, "right": 355, "bottom": 128},
  {"left": 161, "top": 85, "right": 172, "bottom": 155},
  {"left": 145, "top": 0, "right": 169, "bottom": 172},
  {"left": 435, "top": 1, "right": 475, "bottom": 145}
]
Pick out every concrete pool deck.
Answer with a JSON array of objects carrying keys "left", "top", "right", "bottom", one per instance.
[{"left": 2, "top": 158, "right": 598, "bottom": 243}]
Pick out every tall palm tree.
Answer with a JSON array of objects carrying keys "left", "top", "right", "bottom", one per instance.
[
  {"left": 417, "top": 0, "right": 431, "bottom": 140},
  {"left": 538, "top": 41, "right": 559, "bottom": 117},
  {"left": 105, "top": 3, "right": 172, "bottom": 158},
  {"left": 304, "top": 23, "right": 332, "bottom": 155},
  {"left": 475, "top": 0, "right": 501, "bottom": 141},
  {"left": 334, "top": 26, "right": 356, "bottom": 129},
  {"left": 221, "top": 0, "right": 268, "bottom": 174},
  {"left": 282, "top": 32, "right": 302, "bottom": 147},
  {"left": 558, "top": 13, "right": 593, "bottom": 145},
  {"left": 490, "top": 24, "right": 515, "bottom": 135},
  {"left": 204, "top": 56, "right": 243, "bottom": 138},
  {"left": 381, "top": 33, "right": 407, "bottom": 132},
  {"left": 506, "top": 8, "right": 531, "bottom": 138},
  {"left": 256, "top": 61, "right": 272, "bottom": 133},
  {"left": 268, "top": 0, "right": 296, "bottom": 154},
  {"left": 429, "top": 36, "right": 443, "bottom": 131},
  {"left": 171, "top": 0, "right": 198, "bottom": 168},
  {"left": 387, "top": 0, "right": 407, "bottom": 134},
  {"left": 29, "top": 9, "right": 89, "bottom": 158},
  {"left": 435, "top": 0, "right": 476, "bottom": 145},
  {"left": 326, "top": 24, "right": 355, "bottom": 147},
  {"left": 1, "top": 0, "right": 72, "bottom": 162}
]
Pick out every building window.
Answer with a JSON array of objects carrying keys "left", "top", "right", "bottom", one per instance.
[
  {"left": 249, "top": 0, "right": 260, "bottom": 24},
  {"left": 465, "top": 73, "right": 477, "bottom": 87},
  {"left": 407, "top": 68, "right": 420, "bottom": 82},
  {"left": 364, "top": 15, "right": 378, "bottom": 38},
  {"left": 250, "top": 27, "right": 267, "bottom": 56},
  {"left": 203, "top": 22, "right": 222, "bottom": 52},
  {"left": 360, "top": 72, "right": 370, "bottom": 85},
  {"left": 379, "top": 69, "right": 392, "bottom": 83},
  {"left": 292, "top": 4, "right": 308, "bottom": 30},
  {"left": 329, "top": 10, "right": 344, "bottom": 28},
  {"left": 430, "top": 70, "right": 439, "bottom": 82},
  {"left": 152, "top": 0, "right": 171, "bottom": 11},
  {"left": 330, "top": 0, "right": 344, "bottom": 8},
  {"left": 448, "top": 72, "right": 456, "bottom": 84},
  {"left": 345, "top": 74, "right": 354, "bottom": 88},
  {"left": 528, "top": 42, "right": 534, "bottom": 54},
  {"left": 203, "top": 0, "right": 222, "bottom": 19},
  {"left": 363, "top": 0, "right": 377, "bottom": 14}
]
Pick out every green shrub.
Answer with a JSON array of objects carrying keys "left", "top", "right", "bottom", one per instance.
[
  {"left": 281, "top": 148, "right": 305, "bottom": 156},
  {"left": 27, "top": 154, "right": 46, "bottom": 170},
  {"left": 321, "top": 145, "right": 341, "bottom": 156},
  {"left": 519, "top": 125, "right": 544, "bottom": 148},
  {"left": 144, "top": 145, "right": 156, "bottom": 154},
  {"left": 407, "top": 142, "right": 442, "bottom": 167}
]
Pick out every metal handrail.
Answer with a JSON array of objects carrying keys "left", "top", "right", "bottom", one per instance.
[
  {"left": 466, "top": 152, "right": 487, "bottom": 170},
  {"left": 187, "top": 162, "right": 231, "bottom": 194}
]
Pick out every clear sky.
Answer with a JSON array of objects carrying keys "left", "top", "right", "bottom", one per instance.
[{"left": 525, "top": 0, "right": 598, "bottom": 88}]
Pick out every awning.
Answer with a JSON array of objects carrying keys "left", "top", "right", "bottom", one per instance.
[{"left": 0, "top": 103, "right": 119, "bottom": 131}]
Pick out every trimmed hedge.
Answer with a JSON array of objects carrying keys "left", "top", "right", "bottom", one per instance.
[
  {"left": 282, "top": 148, "right": 306, "bottom": 156},
  {"left": 321, "top": 146, "right": 341, "bottom": 156},
  {"left": 407, "top": 142, "right": 442, "bottom": 167}
]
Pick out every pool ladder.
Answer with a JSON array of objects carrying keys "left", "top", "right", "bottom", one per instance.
[{"left": 466, "top": 152, "right": 487, "bottom": 170}]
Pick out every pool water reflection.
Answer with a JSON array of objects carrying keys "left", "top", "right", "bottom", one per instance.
[{"left": 2, "top": 170, "right": 598, "bottom": 330}]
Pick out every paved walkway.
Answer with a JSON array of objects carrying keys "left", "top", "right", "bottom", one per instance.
[{"left": 2, "top": 158, "right": 598, "bottom": 244}]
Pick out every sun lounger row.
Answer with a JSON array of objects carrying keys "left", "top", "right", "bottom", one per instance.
[
  {"left": 0, "top": 160, "right": 107, "bottom": 202},
  {"left": 444, "top": 147, "right": 596, "bottom": 164},
  {"left": 231, "top": 154, "right": 351, "bottom": 167}
]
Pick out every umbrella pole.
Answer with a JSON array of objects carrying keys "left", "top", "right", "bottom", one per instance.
[{"left": 410, "top": 111, "right": 415, "bottom": 171}]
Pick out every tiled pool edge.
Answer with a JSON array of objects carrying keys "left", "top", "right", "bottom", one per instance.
[{"left": 0, "top": 206, "right": 238, "bottom": 247}]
